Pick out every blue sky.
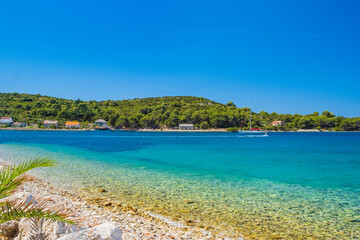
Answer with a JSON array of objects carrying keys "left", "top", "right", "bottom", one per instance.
[{"left": 0, "top": 1, "right": 359, "bottom": 117}]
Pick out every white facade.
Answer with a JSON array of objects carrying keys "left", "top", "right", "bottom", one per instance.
[
  {"left": 179, "top": 124, "right": 194, "bottom": 130},
  {"left": 43, "top": 120, "right": 59, "bottom": 128},
  {"left": 13, "top": 122, "right": 26, "bottom": 127},
  {"left": 94, "top": 119, "right": 108, "bottom": 127},
  {"left": 65, "top": 122, "right": 81, "bottom": 128},
  {"left": 0, "top": 117, "right": 13, "bottom": 125},
  {"left": 271, "top": 121, "right": 284, "bottom": 126}
]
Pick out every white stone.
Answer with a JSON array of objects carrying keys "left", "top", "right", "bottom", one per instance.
[
  {"left": 10, "top": 191, "right": 37, "bottom": 205},
  {"left": 57, "top": 228, "right": 102, "bottom": 240},
  {"left": 93, "top": 223, "right": 122, "bottom": 240}
]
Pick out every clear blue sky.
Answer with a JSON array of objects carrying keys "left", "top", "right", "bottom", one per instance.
[{"left": 1, "top": 1, "right": 359, "bottom": 117}]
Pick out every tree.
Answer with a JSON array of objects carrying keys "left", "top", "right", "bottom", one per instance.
[
  {"left": 115, "top": 116, "right": 130, "bottom": 128},
  {"left": 140, "top": 115, "right": 155, "bottom": 128},
  {"left": 226, "top": 101, "right": 236, "bottom": 107},
  {"left": 0, "top": 92, "right": 358, "bottom": 131},
  {"left": 298, "top": 117, "right": 315, "bottom": 129},
  {"left": 109, "top": 114, "right": 119, "bottom": 127},
  {"left": 322, "top": 111, "right": 335, "bottom": 118},
  {"left": 199, "top": 121, "right": 210, "bottom": 129}
]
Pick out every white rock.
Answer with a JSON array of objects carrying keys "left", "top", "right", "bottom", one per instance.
[
  {"left": 11, "top": 191, "right": 37, "bottom": 205},
  {"left": 57, "top": 228, "right": 102, "bottom": 240},
  {"left": 44, "top": 221, "right": 78, "bottom": 239},
  {"left": 93, "top": 223, "right": 122, "bottom": 240},
  {"left": 15, "top": 219, "right": 77, "bottom": 240}
]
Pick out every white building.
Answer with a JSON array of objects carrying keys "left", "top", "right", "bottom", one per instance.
[
  {"left": 271, "top": 121, "right": 284, "bottom": 126},
  {"left": 65, "top": 121, "right": 80, "bottom": 128},
  {"left": 13, "top": 122, "right": 26, "bottom": 127},
  {"left": 179, "top": 124, "right": 194, "bottom": 130},
  {"left": 43, "top": 120, "right": 59, "bottom": 128},
  {"left": 0, "top": 117, "right": 13, "bottom": 126},
  {"left": 94, "top": 119, "right": 108, "bottom": 127}
]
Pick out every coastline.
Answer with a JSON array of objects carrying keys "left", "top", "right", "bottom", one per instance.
[
  {"left": 1, "top": 127, "right": 359, "bottom": 133},
  {"left": 0, "top": 127, "right": 228, "bottom": 132},
  {"left": 0, "top": 158, "right": 231, "bottom": 240}
]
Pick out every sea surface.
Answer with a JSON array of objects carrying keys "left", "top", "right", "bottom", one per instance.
[{"left": 0, "top": 130, "right": 359, "bottom": 239}]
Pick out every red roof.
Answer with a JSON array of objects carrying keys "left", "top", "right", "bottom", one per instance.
[{"left": 1, "top": 117, "right": 11, "bottom": 120}]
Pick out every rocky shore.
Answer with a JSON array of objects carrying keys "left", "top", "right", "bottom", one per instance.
[{"left": 0, "top": 160, "right": 234, "bottom": 240}]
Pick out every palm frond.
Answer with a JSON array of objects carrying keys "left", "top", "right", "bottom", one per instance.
[
  {"left": 27, "top": 218, "right": 50, "bottom": 240},
  {"left": 0, "top": 158, "right": 56, "bottom": 199},
  {"left": 0, "top": 199, "right": 77, "bottom": 225}
]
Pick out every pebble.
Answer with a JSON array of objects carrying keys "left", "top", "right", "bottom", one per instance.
[{"left": 14, "top": 180, "right": 218, "bottom": 240}]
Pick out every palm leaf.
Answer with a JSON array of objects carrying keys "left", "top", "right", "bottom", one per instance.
[
  {"left": 0, "top": 158, "right": 56, "bottom": 199},
  {"left": 0, "top": 199, "right": 77, "bottom": 225},
  {"left": 0, "top": 158, "right": 77, "bottom": 233}
]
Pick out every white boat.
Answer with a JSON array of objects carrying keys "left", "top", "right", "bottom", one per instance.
[
  {"left": 238, "top": 130, "right": 268, "bottom": 135},
  {"left": 238, "top": 98, "right": 268, "bottom": 136}
]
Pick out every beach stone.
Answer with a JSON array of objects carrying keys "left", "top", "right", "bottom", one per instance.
[
  {"left": 16, "top": 218, "right": 77, "bottom": 240},
  {"left": 5, "top": 191, "right": 37, "bottom": 205},
  {"left": 0, "top": 221, "right": 19, "bottom": 238},
  {"left": 99, "top": 188, "right": 107, "bottom": 193},
  {"left": 44, "top": 221, "right": 78, "bottom": 239},
  {"left": 57, "top": 228, "right": 102, "bottom": 240},
  {"left": 93, "top": 223, "right": 122, "bottom": 240}
]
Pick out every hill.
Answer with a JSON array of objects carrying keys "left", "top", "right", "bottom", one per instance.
[{"left": 0, "top": 92, "right": 359, "bottom": 131}]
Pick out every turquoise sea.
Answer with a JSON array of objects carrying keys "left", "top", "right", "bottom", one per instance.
[{"left": 0, "top": 130, "right": 359, "bottom": 239}]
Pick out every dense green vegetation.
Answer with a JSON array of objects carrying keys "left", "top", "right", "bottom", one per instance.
[{"left": 0, "top": 92, "right": 359, "bottom": 131}]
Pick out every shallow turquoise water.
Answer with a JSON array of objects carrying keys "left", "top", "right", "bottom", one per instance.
[{"left": 0, "top": 131, "right": 359, "bottom": 238}]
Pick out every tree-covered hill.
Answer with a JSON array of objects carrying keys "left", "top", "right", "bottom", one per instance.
[{"left": 0, "top": 92, "right": 359, "bottom": 131}]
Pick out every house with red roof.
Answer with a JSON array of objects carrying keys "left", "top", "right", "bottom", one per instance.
[
  {"left": 271, "top": 121, "right": 284, "bottom": 126},
  {"left": 0, "top": 117, "right": 13, "bottom": 126}
]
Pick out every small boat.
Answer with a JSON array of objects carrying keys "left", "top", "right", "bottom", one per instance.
[
  {"left": 238, "top": 129, "right": 268, "bottom": 136},
  {"left": 238, "top": 98, "right": 268, "bottom": 136}
]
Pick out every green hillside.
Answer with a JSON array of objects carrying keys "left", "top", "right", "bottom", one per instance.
[{"left": 0, "top": 92, "right": 359, "bottom": 131}]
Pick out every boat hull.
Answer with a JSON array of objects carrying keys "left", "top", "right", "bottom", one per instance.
[{"left": 238, "top": 131, "right": 268, "bottom": 136}]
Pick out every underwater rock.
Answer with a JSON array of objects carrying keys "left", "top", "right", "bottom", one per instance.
[{"left": 180, "top": 209, "right": 190, "bottom": 213}]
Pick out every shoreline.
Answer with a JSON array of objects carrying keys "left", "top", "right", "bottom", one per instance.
[
  {"left": 0, "top": 158, "right": 233, "bottom": 240},
  {"left": 0, "top": 128, "right": 228, "bottom": 132},
  {"left": 1, "top": 128, "right": 359, "bottom": 133}
]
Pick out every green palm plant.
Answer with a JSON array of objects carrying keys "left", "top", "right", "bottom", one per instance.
[{"left": 0, "top": 158, "right": 75, "bottom": 238}]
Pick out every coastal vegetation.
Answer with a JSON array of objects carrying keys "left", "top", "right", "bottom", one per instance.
[{"left": 0, "top": 92, "right": 359, "bottom": 131}]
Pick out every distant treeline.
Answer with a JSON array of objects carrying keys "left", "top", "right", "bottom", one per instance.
[{"left": 0, "top": 92, "right": 359, "bottom": 131}]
